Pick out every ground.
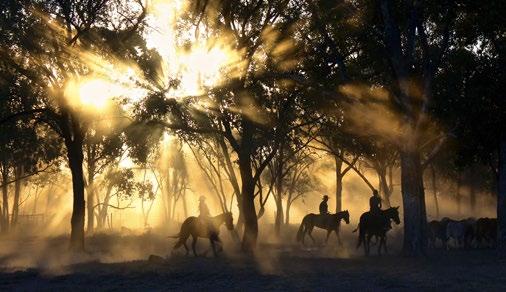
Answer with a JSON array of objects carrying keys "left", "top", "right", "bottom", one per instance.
[{"left": 0, "top": 226, "right": 505, "bottom": 291}]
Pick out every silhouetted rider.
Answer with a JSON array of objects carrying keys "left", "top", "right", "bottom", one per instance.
[
  {"left": 369, "top": 189, "right": 382, "bottom": 215},
  {"left": 320, "top": 195, "right": 329, "bottom": 215},
  {"left": 198, "top": 196, "right": 215, "bottom": 236},
  {"left": 199, "top": 196, "right": 211, "bottom": 218}
]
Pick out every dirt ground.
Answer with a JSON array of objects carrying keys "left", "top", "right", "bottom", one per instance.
[{"left": 1, "top": 225, "right": 505, "bottom": 291}]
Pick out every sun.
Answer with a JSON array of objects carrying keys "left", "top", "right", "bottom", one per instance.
[
  {"left": 144, "top": 0, "right": 246, "bottom": 98},
  {"left": 65, "top": 77, "right": 127, "bottom": 111},
  {"left": 78, "top": 79, "right": 113, "bottom": 109}
]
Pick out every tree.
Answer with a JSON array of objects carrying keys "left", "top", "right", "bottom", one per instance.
[
  {"left": 136, "top": 177, "right": 156, "bottom": 228},
  {"left": 156, "top": 138, "right": 189, "bottom": 222},
  {"left": 186, "top": 135, "right": 234, "bottom": 214},
  {"left": 266, "top": 131, "right": 314, "bottom": 235},
  {"left": 361, "top": 141, "right": 398, "bottom": 207},
  {"left": 359, "top": 0, "right": 457, "bottom": 255},
  {"left": 0, "top": 60, "right": 61, "bottom": 233},
  {"left": 0, "top": 0, "right": 146, "bottom": 249},
  {"left": 134, "top": 0, "right": 308, "bottom": 251},
  {"left": 95, "top": 167, "right": 136, "bottom": 230},
  {"left": 83, "top": 115, "right": 126, "bottom": 233},
  {"left": 283, "top": 150, "right": 319, "bottom": 225}
]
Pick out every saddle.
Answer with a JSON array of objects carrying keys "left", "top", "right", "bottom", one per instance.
[
  {"left": 368, "top": 210, "right": 390, "bottom": 231},
  {"left": 197, "top": 216, "right": 217, "bottom": 236}
]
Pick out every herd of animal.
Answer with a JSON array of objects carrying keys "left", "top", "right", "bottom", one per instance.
[
  {"left": 167, "top": 211, "right": 497, "bottom": 257},
  {"left": 428, "top": 217, "right": 497, "bottom": 249}
]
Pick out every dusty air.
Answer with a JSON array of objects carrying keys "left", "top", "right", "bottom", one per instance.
[{"left": 0, "top": 0, "right": 504, "bottom": 290}]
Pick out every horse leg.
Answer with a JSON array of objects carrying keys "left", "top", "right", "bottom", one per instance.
[
  {"left": 378, "top": 236, "right": 387, "bottom": 255},
  {"left": 365, "top": 234, "right": 372, "bottom": 256},
  {"left": 183, "top": 242, "right": 189, "bottom": 255},
  {"left": 364, "top": 234, "right": 368, "bottom": 256},
  {"left": 325, "top": 230, "right": 332, "bottom": 245},
  {"left": 336, "top": 229, "right": 344, "bottom": 247},
  {"left": 301, "top": 225, "right": 306, "bottom": 246},
  {"left": 192, "top": 235, "right": 198, "bottom": 257},
  {"left": 210, "top": 239, "right": 217, "bottom": 257},
  {"left": 308, "top": 227, "right": 316, "bottom": 245}
]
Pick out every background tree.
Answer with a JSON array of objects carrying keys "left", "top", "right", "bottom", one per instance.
[{"left": 0, "top": 0, "right": 146, "bottom": 249}]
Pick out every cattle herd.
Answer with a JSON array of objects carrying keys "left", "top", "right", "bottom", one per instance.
[{"left": 428, "top": 217, "right": 497, "bottom": 249}]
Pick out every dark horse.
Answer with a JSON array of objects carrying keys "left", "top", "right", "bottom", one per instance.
[
  {"left": 354, "top": 207, "right": 400, "bottom": 256},
  {"left": 170, "top": 212, "right": 234, "bottom": 257},
  {"left": 296, "top": 210, "right": 350, "bottom": 246}
]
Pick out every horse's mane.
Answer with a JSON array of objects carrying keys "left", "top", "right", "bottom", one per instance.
[{"left": 383, "top": 207, "right": 398, "bottom": 215}]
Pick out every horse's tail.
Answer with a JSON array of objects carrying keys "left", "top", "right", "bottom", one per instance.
[
  {"left": 173, "top": 238, "right": 183, "bottom": 249},
  {"left": 170, "top": 219, "right": 192, "bottom": 250},
  {"left": 296, "top": 217, "right": 307, "bottom": 242}
]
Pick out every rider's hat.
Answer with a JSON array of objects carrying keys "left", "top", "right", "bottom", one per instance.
[
  {"left": 199, "top": 195, "right": 206, "bottom": 201},
  {"left": 322, "top": 194, "right": 329, "bottom": 200}
]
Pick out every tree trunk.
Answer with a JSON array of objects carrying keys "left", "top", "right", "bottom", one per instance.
[
  {"left": 86, "top": 174, "right": 95, "bottom": 233},
  {"left": 238, "top": 151, "right": 257, "bottom": 252},
  {"left": 400, "top": 149, "right": 427, "bottom": 256},
  {"left": 285, "top": 198, "right": 292, "bottom": 225},
  {"left": 160, "top": 181, "right": 169, "bottom": 224},
  {"left": 497, "top": 133, "right": 506, "bottom": 254},
  {"left": 182, "top": 189, "right": 188, "bottom": 218},
  {"left": 67, "top": 141, "right": 86, "bottom": 251},
  {"left": 236, "top": 210, "right": 245, "bottom": 234},
  {"left": 274, "top": 149, "right": 283, "bottom": 237},
  {"left": 97, "top": 185, "right": 113, "bottom": 230},
  {"left": 274, "top": 192, "right": 283, "bottom": 236},
  {"left": 335, "top": 157, "right": 343, "bottom": 213},
  {"left": 11, "top": 166, "right": 23, "bottom": 229},
  {"left": 377, "top": 165, "right": 392, "bottom": 208},
  {"left": 456, "top": 174, "right": 462, "bottom": 215},
  {"left": 1, "top": 165, "right": 9, "bottom": 233},
  {"left": 219, "top": 137, "right": 242, "bottom": 221},
  {"left": 166, "top": 172, "right": 173, "bottom": 220},
  {"left": 386, "top": 165, "right": 394, "bottom": 207},
  {"left": 430, "top": 166, "right": 439, "bottom": 219},
  {"left": 274, "top": 146, "right": 284, "bottom": 236}
]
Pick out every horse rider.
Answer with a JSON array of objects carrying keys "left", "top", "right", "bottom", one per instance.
[
  {"left": 369, "top": 189, "right": 382, "bottom": 215},
  {"left": 198, "top": 196, "right": 215, "bottom": 235},
  {"left": 369, "top": 189, "right": 390, "bottom": 232},
  {"left": 199, "top": 196, "right": 211, "bottom": 218},
  {"left": 320, "top": 194, "right": 330, "bottom": 215}
]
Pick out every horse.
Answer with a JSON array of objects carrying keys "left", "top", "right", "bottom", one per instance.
[
  {"left": 475, "top": 217, "right": 497, "bottom": 248},
  {"left": 446, "top": 220, "right": 467, "bottom": 249},
  {"left": 353, "top": 207, "right": 400, "bottom": 256},
  {"left": 296, "top": 210, "right": 350, "bottom": 246},
  {"left": 169, "top": 212, "right": 234, "bottom": 257},
  {"left": 445, "top": 218, "right": 476, "bottom": 249},
  {"left": 428, "top": 217, "right": 450, "bottom": 249}
]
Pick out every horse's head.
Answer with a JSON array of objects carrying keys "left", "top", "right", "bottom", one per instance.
[
  {"left": 341, "top": 210, "right": 350, "bottom": 224},
  {"left": 224, "top": 212, "right": 234, "bottom": 230},
  {"left": 387, "top": 206, "right": 401, "bottom": 225}
]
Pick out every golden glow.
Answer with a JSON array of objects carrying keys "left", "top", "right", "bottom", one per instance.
[
  {"left": 78, "top": 79, "right": 113, "bottom": 109},
  {"left": 57, "top": 0, "right": 246, "bottom": 112},
  {"left": 65, "top": 77, "right": 121, "bottom": 111},
  {"left": 145, "top": 0, "right": 246, "bottom": 97}
]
